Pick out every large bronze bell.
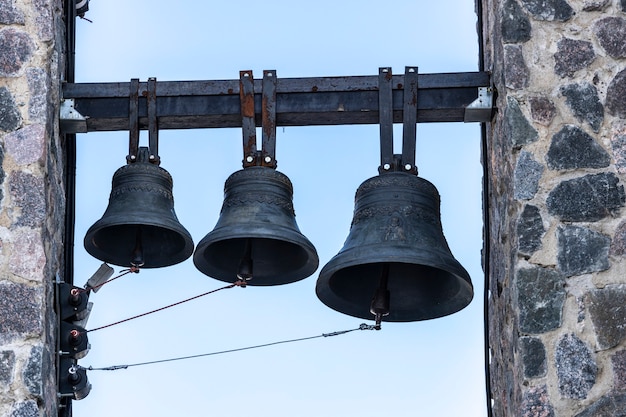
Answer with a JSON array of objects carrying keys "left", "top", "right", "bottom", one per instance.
[
  {"left": 84, "top": 147, "right": 194, "bottom": 268},
  {"left": 316, "top": 172, "right": 473, "bottom": 323},
  {"left": 193, "top": 166, "right": 319, "bottom": 286}
]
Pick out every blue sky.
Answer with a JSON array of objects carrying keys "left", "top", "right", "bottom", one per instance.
[{"left": 71, "top": 1, "right": 486, "bottom": 416}]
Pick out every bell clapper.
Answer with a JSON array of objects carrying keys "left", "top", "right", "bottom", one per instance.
[
  {"left": 130, "top": 227, "right": 145, "bottom": 267},
  {"left": 236, "top": 239, "right": 253, "bottom": 284},
  {"left": 370, "top": 263, "right": 391, "bottom": 330}
]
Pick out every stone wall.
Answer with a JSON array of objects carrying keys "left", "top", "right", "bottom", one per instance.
[
  {"left": 0, "top": 0, "right": 65, "bottom": 416},
  {"left": 481, "top": 0, "right": 626, "bottom": 415}
]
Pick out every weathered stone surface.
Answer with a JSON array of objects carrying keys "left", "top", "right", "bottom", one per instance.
[
  {"left": 611, "top": 220, "right": 626, "bottom": 256},
  {"left": 27, "top": 69, "right": 49, "bottom": 123},
  {"left": 556, "top": 334, "right": 597, "bottom": 399},
  {"left": 517, "top": 204, "right": 544, "bottom": 255},
  {"left": 9, "top": 229, "right": 46, "bottom": 282},
  {"left": 547, "top": 173, "right": 625, "bottom": 222},
  {"left": 504, "top": 45, "right": 529, "bottom": 89},
  {"left": 517, "top": 267, "right": 565, "bottom": 334},
  {"left": 520, "top": 336, "right": 547, "bottom": 378},
  {"left": 23, "top": 345, "right": 48, "bottom": 398},
  {"left": 4, "top": 125, "right": 46, "bottom": 166},
  {"left": 606, "top": 68, "right": 626, "bottom": 118},
  {"left": 554, "top": 38, "right": 596, "bottom": 78},
  {"left": 514, "top": 151, "right": 543, "bottom": 200},
  {"left": 32, "top": 0, "right": 53, "bottom": 41},
  {"left": 560, "top": 84, "right": 604, "bottom": 132},
  {"left": 0, "top": 350, "right": 15, "bottom": 385},
  {"left": 546, "top": 125, "right": 609, "bottom": 170},
  {"left": 9, "top": 171, "right": 45, "bottom": 227},
  {"left": 10, "top": 401, "right": 38, "bottom": 417},
  {"left": 557, "top": 225, "right": 610, "bottom": 277},
  {"left": 612, "top": 127, "right": 626, "bottom": 174},
  {"left": 582, "top": 0, "right": 609, "bottom": 10},
  {"left": 593, "top": 17, "right": 626, "bottom": 59},
  {"left": 611, "top": 350, "right": 626, "bottom": 391},
  {"left": 521, "top": 385, "right": 554, "bottom": 417},
  {"left": 529, "top": 96, "right": 556, "bottom": 125},
  {"left": 0, "top": 282, "right": 42, "bottom": 343},
  {"left": 0, "top": 29, "right": 34, "bottom": 77},
  {"left": 622, "top": 0, "right": 626, "bottom": 12},
  {"left": 0, "top": 87, "right": 21, "bottom": 132},
  {"left": 520, "top": 0, "right": 573, "bottom": 20},
  {"left": 502, "top": 0, "right": 532, "bottom": 43},
  {"left": 0, "top": 1, "right": 25, "bottom": 24},
  {"left": 506, "top": 97, "right": 538, "bottom": 148},
  {"left": 574, "top": 393, "right": 626, "bottom": 416},
  {"left": 587, "top": 286, "right": 626, "bottom": 349}
]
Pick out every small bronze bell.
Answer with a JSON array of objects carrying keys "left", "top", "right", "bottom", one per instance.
[
  {"left": 193, "top": 166, "right": 319, "bottom": 286},
  {"left": 316, "top": 172, "right": 473, "bottom": 323},
  {"left": 84, "top": 147, "right": 194, "bottom": 268}
]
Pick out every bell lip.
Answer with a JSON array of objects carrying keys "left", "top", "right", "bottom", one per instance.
[
  {"left": 315, "top": 248, "right": 474, "bottom": 322},
  {"left": 192, "top": 227, "right": 319, "bottom": 286},
  {"left": 83, "top": 219, "right": 195, "bottom": 269}
]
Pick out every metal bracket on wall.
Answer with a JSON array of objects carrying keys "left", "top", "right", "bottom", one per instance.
[
  {"left": 59, "top": 71, "right": 494, "bottom": 134},
  {"left": 464, "top": 87, "right": 494, "bottom": 122}
]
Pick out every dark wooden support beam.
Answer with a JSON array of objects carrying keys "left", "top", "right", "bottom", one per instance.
[{"left": 60, "top": 71, "right": 493, "bottom": 133}]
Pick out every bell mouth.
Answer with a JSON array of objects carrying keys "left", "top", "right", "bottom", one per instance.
[{"left": 316, "top": 260, "right": 473, "bottom": 322}]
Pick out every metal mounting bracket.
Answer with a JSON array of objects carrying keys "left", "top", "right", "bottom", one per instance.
[
  {"left": 60, "top": 99, "right": 88, "bottom": 133},
  {"left": 464, "top": 87, "right": 494, "bottom": 122}
]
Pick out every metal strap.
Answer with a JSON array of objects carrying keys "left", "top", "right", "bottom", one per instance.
[
  {"left": 127, "top": 78, "right": 139, "bottom": 163},
  {"left": 147, "top": 77, "right": 160, "bottom": 165},
  {"left": 378, "top": 67, "right": 394, "bottom": 173},
  {"left": 401, "top": 67, "right": 418, "bottom": 174},
  {"left": 261, "top": 70, "right": 277, "bottom": 168},
  {"left": 240, "top": 70, "right": 257, "bottom": 168}
]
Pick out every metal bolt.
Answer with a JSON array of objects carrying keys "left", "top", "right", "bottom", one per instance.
[
  {"left": 243, "top": 73, "right": 250, "bottom": 77},
  {"left": 264, "top": 156, "right": 272, "bottom": 163},
  {"left": 246, "top": 156, "right": 254, "bottom": 163},
  {"left": 130, "top": 155, "right": 136, "bottom": 161},
  {"left": 382, "top": 68, "right": 389, "bottom": 73},
  {"left": 383, "top": 163, "right": 391, "bottom": 170},
  {"left": 408, "top": 68, "right": 416, "bottom": 73},
  {"left": 267, "top": 72, "right": 273, "bottom": 77},
  {"left": 149, "top": 155, "right": 155, "bottom": 160},
  {"left": 404, "top": 164, "right": 412, "bottom": 171}
]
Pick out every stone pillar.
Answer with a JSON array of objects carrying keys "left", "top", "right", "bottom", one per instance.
[
  {"left": 0, "top": 0, "right": 65, "bottom": 416},
  {"left": 482, "top": 0, "right": 626, "bottom": 415}
]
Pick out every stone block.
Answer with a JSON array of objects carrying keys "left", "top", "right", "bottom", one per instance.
[
  {"left": 547, "top": 173, "right": 625, "bottom": 222},
  {"left": 546, "top": 125, "right": 609, "bottom": 170},
  {"left": 574, "top": 393, "right": 626, "bottom": 416},
  {"left": 593, "top": 17, "right": 626, "bottom": 59},
  {"left": 0, "top": 282, "right": 42, "bottom": 343},
  {"left": 517, "top": 204, "right": 544, "bottom": 255},
  {"left": 560, "top": 84, "right": 604, "bottom": 132},
  {"left": 4, "top": 125, "right": 46, "bottom": 166},
  {"left": 529, "top": 96, "right": 556, "bottom": 125},
  {"left": 506, "top": 97, "right": 538, "bottom": 148},
  {"left": 0, "top": 1, "right": 24, "bottom": 24},
  {"left": 611, "top": 220, "right": 626, "bottom": 256},
  {"left": 607, "top": 68, "right": 626, "bottom": 119},
  {"left": 8, "top": 228, "right": 45, "bottom": 282},
  {"left": 504, "top": 45, "right": 529, "bottom": 89},
  {"left": 0, "top": 87, "right": 22, "bottom": 132},
  {"left": 0, "top": 350, "right": 15, "bottom": 385},
  {"left": 520, "top": 336, "right": 547, "bottom": 378},
  {"left": 27, "top": 69, "right": 49, "bottom": 123},
  {"left": 587, "top": 285, "right": 626, "bottom": 349},
  {"left": 556, "top": 334, "right": 597, "bottom": 399},
  {"left": 516, "top": 267, "right": 565, "bottom": 334},
  {"left": 514, "top": 152, "right": 543, "bottom": 200},
  {"left": 0, "top": 29, "right": 34, "bottom": 77},
  {"left": 520, "top": 0, "right": 573, "bottom": 20},
  {"left": 611, "top": 128, "right": 626, "bottom": 174},
  {"left": 9, "top": 171, "right": 45, "bottom": 227},
  {"left": 10, "top": 401, "right": 38, "bottom": 417},
  {"left": 23, "top": 345, "right": 49, "bottom": 398},
  {"left": 502, "top": 0, "right": 532, "bottom": 43},
  {"left": 611, "top": 350, "right": 626, "bottom": 391},
  {"left": 557, "top": 225, "right": 610, "bottom": 277},
  {"left": 520, "top": 385, "right": 554, "bottom": 417},
  {"left": 582, "top": 0, "right": 610, "bottom": 10},
  {"left": 554, "top": 38, "right": 596, "bottom": 78}
]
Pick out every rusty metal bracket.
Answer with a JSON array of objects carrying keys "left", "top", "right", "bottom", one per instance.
[
  {"left": 127, "top": 78, "right": 140, "bottom": 163},
  {"left": 464, "top": 86, "right": 494, "bottom": 122},
  {"left": 401, "top": 66, "right": 418, "bottom": 175},
  {"left": 147, "top": 77, "right": 160, "bottom": 165},
  {"left": 261, "top": 70, "right": 278, "bottom": 169},
  {"left": 378, "top": 67, "right": 394, "bottom": 174},
  {"left": 240, "top": 70, "right": 258, "bottom": 168}
]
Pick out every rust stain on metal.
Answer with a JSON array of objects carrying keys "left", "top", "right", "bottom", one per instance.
[{"left": 311, "top": 86, "right": 318, "bottom": 92}]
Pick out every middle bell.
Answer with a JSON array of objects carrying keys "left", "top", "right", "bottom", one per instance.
[{"left": 193, "top": 166, "right": 319, "bottom": 286}]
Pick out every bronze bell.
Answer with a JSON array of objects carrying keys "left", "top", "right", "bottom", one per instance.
[
  {"left": 316, "top": 172, "right": 473, "bottom": 323},
  {"left": 84, "top": 147, "right": 194, "bottom": 268},
  {"left": 193, "top": 166, "right": 319, "bottom": 286}
]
